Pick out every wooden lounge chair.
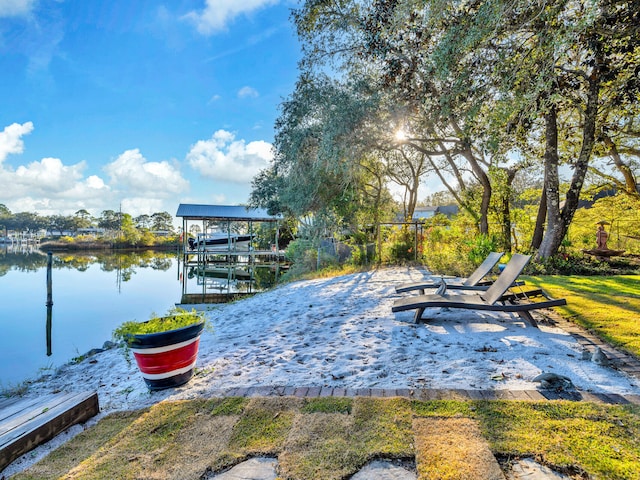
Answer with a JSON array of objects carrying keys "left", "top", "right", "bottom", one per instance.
[
  {"left": 392, "top": 254, "right": 566, "bottom": 328},
  {"left": 396, "top": 252, "right": 505, "bottom": 294}
]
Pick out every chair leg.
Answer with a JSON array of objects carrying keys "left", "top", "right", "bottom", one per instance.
[
  {"left": 414, "top": 307, "right": 425, "bottom": 323},
  {"left": 517, "top": 310, "right": 539, "bottom": 328}
]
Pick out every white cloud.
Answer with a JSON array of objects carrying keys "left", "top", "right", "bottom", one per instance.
[
  {"left": 183, "top": 0, "right": 279, "bottom": 35},
  {"left": 0, "top": 122, "right": 34, "bottom": 163},
  {"left": 0, "top": 123, "right": 191, "bottom": 217},
  {"left": 103, "top": 148, "right": 189, "bottom": 196},
  {"left": 186, "top": 130, "right": 273, "bottom": 183},
  {"left": 0, "top": 0, "right": 37, "bottom": 17},
  {"left": 238, "top": 86, "right": 259, "bottom": 99},
  {"left": 0, "top": 156, "right": 112, "bottom": 215}
]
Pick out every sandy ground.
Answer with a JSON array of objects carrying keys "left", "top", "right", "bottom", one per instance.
[{"left": 3, "top": 266, "right": 640, "bottom": 477}]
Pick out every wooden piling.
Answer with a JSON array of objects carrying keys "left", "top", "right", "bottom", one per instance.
[{"left": 46, "top": 252, "right": 53, "bottom": 356}]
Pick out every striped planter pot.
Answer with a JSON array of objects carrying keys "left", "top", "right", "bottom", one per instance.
[{"left": 128, "top": 321, "right": 205, "bottom": 391}]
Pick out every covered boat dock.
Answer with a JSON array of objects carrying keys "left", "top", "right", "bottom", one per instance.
[{"left": 175, "top": 204, "right": 285, "bottom": 303}]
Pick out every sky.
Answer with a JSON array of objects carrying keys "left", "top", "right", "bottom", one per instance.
[{"left": 0, "top": 0, "right": 301, "bottom": 219}]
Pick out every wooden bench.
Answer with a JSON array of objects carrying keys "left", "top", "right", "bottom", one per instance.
[{"left": 0, "top": 391, "right": 99, "bottom": 471}]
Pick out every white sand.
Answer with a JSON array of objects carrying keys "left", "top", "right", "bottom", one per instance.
[{"left": 3, "top": 266, "right": 640, "bottom": 477}]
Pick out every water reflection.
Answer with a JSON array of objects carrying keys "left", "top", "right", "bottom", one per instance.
[
  {"left": 180, "top": 263, "right": 282, "bottom": 304},
  {"left": 0, "top": 248, "right": 175, "bottom": 279},
  {"left": 46, "top": 252, "right": 53, "bottom": 357},
  {"left": 0, "top": 250, "right": 182, "bottom": 388}
]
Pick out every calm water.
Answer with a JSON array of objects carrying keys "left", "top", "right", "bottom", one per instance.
[{"left": 0, "top": 249, "right": 188, "bottom": 388}]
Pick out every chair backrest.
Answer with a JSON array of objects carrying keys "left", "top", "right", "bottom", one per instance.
[
  {"left": 481, "top": 254, "right": 531, "bottom": 305},
  {"left": 463, "top": 252, "right": 504, "bottom": 286}
]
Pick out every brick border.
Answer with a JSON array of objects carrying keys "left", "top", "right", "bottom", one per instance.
[{"left": 215, "top": 385, "right": 639, "bottom": 404}]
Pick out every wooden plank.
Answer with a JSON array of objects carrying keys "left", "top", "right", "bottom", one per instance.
[
  {"left": 0, "top": 398, "right": 21, "bottom": 412},
  {"left": 0, "top": 393, "right": 77, "bottom": 437},
  {"left": 0, "top": 391, "right": 98, "bottom": 471},
  {"left": 0, "top": 396, "right": 46, "bottom": 425}
]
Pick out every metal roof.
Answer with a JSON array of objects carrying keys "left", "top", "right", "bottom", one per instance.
[{"left": 176, "top": 204, "right": 281, "bottom": 222}]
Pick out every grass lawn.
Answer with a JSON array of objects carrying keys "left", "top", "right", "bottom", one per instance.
[
  {"left": 11, "top": 397, "right": 640, "bottom": 480},
  {"left": 523, "top": 275, "right": 640, "bottom": 358}
]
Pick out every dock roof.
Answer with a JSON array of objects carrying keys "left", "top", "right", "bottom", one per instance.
[{"left": 176, "top": 204, "right": 281, "bottom": 222}]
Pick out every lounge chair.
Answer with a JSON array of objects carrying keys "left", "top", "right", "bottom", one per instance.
[
  {"left": 396, "top": 252, "right": 506, "bottom": 294},
  {"left": 392, "top": 254, "right": 566, "bottom": 328}
]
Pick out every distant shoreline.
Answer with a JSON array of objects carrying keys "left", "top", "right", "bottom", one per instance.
[{"left": 38, "top": 240, "right": 180, "bottom": 252}]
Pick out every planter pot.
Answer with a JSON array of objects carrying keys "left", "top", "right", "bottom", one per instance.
[{"left": 127, "top": 321, "right": 205, "bottom": 391}]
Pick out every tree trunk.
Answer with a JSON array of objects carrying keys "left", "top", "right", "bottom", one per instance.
[
  {"left": 460, "top": 147, "right": 491, "bottom": 234},
  {"left": 497, "top": 168, "right": 516, "bottom": 252},
  {"left": 603, "top": 134, "right": 639, "bottom": 197},
  {"left": 536, "top": 107, "right": 563, "bottom": 259},
  {"left": 449, "top": 118, "right": 491, "bottom": 234},
  {"left": 537, "top": 66, "right": 600, "bottom": 259},
  {"left": 530, "top": 187, "right": 547, "bottom": 250}
]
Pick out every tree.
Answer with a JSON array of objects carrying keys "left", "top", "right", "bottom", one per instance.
[
  {"left": 47, "top": 215, "right": 74, "bottom": 236},
  {"left": 11, "top": 212, "right": 47, "bottom": 232},
  {"left": 151, "top": 212, "right": 174, "bottom": 232},
  {"left": 72, "top": 209, "right": 94, "bottom": 232},
  {"left": 284, "top": 0, "right": 639, "bottom": 258},
  {"left": 119, "top": 214, "right": 141, "bottom": 244},
  {"left": 98, "top": 210, "right": 122, "bottom": 231},
  {"left": 134, "top": 214, "right": 152, "bottom": 230}
]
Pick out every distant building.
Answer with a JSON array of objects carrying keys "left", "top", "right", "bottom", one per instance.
[{"left": 411, "top": 205, "right": 459, "bottom": 221}]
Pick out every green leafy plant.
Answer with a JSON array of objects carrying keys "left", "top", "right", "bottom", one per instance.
[{"left": 112, "top": 307, "right": 211, "bottom": 361}]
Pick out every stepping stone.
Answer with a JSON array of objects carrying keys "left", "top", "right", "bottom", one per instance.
[
  {"left": 507, "top": 458, "right": 571, "bottom": 479},
  {"left": 210, "top": 457, "right": 278, "bottom": 479},
  {"left": 413, "top": 417, "right": 505, "bottom": 479},
  {"left": 351, "top": 460, "right": 416, "bottom": 479}
]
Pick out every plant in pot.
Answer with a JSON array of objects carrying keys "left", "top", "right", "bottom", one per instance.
[{"left": 113, "top": 307, "right": 211, "bottom": 391}]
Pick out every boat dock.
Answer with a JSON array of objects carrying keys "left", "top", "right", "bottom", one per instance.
[{"left": 176, "top": 204, "right": 288, "bottom": 303}]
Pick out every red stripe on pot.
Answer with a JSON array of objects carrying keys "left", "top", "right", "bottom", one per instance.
[{"left": 132, "top": 338, "right": 201, "bottom": 376}]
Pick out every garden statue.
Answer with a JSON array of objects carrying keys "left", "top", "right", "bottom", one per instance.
[
  {"left": 596, "top": 224, "right": 609, "bottom": 250},
  {"left": 583, "top": 220, "right": 624, "bottom": 259}
]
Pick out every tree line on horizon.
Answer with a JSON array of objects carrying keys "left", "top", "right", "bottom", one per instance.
[
  {"left": 0, "top": 204, "right": 175, "bottom": 237},
  {"left": 248, "top": 0, "right": 639, "bottom": 260}
]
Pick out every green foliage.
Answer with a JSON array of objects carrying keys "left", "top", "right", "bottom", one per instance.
[
  {"left": 283, "top": 237, "right": 341, "bottom": 277},
  {"left": 113, "top": 307, "right": 210, "bottom": 341},
  {"left": 527, "top": 252, "right": 640, "bottom": 276},
  {"left": 345, "top": 242, "right": 372, "bottom": 266},
  {"left": 284, "top": 238, "right": 316, "bottom": 271},
  {"left": 379, "top": 226, "right": 419, "bottom": 264},
  {"left": 466, "top": 234, "right": 498, "bottom": 265}
]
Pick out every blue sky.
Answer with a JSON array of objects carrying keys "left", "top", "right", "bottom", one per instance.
[{"left": 0, "top": 0, "right": 300, "bottom": 219}]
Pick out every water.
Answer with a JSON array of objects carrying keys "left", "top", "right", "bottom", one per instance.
[{"left": 0, "top": 249, "right": 187, "bottom": 388}]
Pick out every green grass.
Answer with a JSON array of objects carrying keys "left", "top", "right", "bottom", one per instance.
[
  {"left": 12, "top": 397, "right": 640, "bottom": 480},
  {"left": 523, "top": 275, "right": 640, "bottom": 357}
]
